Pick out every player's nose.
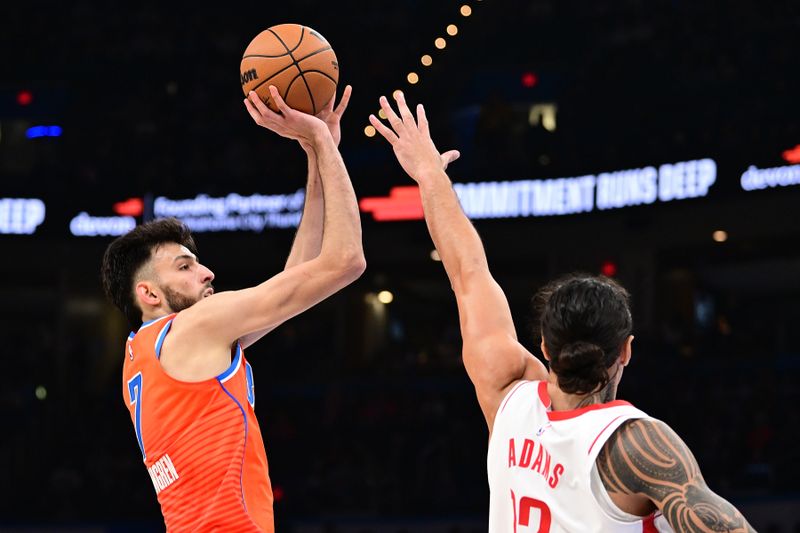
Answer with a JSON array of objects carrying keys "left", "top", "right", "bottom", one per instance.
[{"left": 200, "top": 264, "right": 215, "bottom": 284}]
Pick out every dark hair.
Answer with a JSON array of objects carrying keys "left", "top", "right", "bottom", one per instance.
[
  {"left": 101, "top": 218, "right": 197, "bottom": 329},
  {"left": 533, "top": 274, "right": 632, "bottom": 395}
]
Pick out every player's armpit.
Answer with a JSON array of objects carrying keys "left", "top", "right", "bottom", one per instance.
[
  {"left": 457, "top": 269, "right": 548, "bottom": 428},
  {"left": 597, "top": 419, "right": 755, "bottom": 533}
]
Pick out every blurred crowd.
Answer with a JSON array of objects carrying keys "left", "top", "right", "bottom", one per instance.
[{"left": 1, "top": 280, "right": 799, "bottom": 529}]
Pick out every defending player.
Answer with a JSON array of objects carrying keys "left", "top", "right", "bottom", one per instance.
[
  {"left": 369, "top": 93, "right": 753, "bottom": 532},
  {"left": 101, "top": 85, "right": 364, "bottom": 532}
]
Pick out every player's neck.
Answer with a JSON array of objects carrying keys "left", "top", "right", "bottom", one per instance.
[{"left": 546, "top": 374, "right": 618, "bottom": 412}]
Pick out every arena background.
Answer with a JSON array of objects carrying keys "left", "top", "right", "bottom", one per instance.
[{"left": 2, "top": 1, "right": 799, "bottom": 531}]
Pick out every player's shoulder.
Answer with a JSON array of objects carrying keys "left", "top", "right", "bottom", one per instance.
[{"left": 603, "top": 417, "right": 683, "bottom": 465}]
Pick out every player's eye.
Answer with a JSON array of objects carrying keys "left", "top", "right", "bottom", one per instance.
[{"left": 179, "top": 264, "right": 189, "bottom": 270}]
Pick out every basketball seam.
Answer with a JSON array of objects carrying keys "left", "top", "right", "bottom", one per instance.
[
  {"left": 241, "top": 28, "right": 307, "bottom": 59},
  {"left": 295, "top": 69, "right": 338, "bottom": 84},
  {"left": 266, "top": 26, "right": 318, "bottom": 114},
  {"left": 247, "top": 46, "right": 333, "bottom": 96}
]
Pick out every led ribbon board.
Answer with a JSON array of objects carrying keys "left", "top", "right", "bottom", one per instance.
[
  {"left": 360, "top": 158, "right": 717, "bottom": 221},
  {"left": 153, "top": 191, "right": 306, "bottom": 232}
]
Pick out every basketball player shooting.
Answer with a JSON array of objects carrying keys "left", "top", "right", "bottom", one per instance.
[
  {"left": 101, "top": 84, "right": 364, "bottom": 532},
  {"left": 369, "top": 93, "right": 754, "bottom": 532}
]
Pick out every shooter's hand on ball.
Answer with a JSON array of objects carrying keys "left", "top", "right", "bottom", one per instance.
[
  {"left": 314, "top": 84, "right": 352, "bottom": 148},
  {"left": 370, "top": 91, "right": 460, "bottom": 186},
  {"left": 244, "top": 85, "right": 329, "bottom": 146}
]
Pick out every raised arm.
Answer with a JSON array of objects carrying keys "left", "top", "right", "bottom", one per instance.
[
  {"left": 239, "top": 87, "right": 352, "bottom": 349},
  {"left": 284, "top": 85, "right": 351, "bottom": 269},
  {"left": 598, "top": 419, "right": 755, "bottom": 532},
  {"left": 166, "top": 86, "right": 365, "bottom": 375},
  {"left": 370, "top": 93, "right": 547, "bottom": 429}
]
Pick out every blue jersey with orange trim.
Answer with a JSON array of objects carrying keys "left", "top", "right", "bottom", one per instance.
[{"left": 122, "top": 314, "right": 274, "bottom": 532}]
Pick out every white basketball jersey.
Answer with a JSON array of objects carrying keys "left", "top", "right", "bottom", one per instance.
[{"left": 487, "top": 380, "right": 674, "bottom": 533}]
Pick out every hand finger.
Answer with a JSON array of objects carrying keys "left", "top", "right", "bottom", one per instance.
[
  {"left": 395, "top": 91, "right": 416, "bottom": 127},
  {"left": 369, "top": 114, "right": 398, "bottom": 145},
  {"left": 441, "top": 150, "right": 461, "bottom": 170},
  {"left": 268, "top": 85, "right": 292, "bottom": 115},
  {"left": 379, "top": 95, "right": 404, "bottom": 133},
  {"left": 243, "top": 98, "right": 263, "bottom": 124},
  {"left": 416, "top": 103, "right": 430, "bottom": 137},
  {"left": 248, "top": 91, "right": 280, "bottom": 121},
  {"left": 334, "top": 84, "right": 352, "bottom": 117}
]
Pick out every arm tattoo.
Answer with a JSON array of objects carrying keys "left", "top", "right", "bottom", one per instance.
[{"left": 597, "top": 419, "right": 755, "bottom": 533}]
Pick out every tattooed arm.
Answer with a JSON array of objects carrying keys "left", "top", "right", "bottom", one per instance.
[{"left": 597, "top": 419, "right": 754, "bottom": 533}]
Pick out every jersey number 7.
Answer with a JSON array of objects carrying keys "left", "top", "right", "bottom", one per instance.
[{"left": 127, "top": 372, "right": 146, "bottom": 461}]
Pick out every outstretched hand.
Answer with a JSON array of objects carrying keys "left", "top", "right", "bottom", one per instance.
[
  {"left": 369, "top": 91, "right": 460, "bottom": 184},
  {"left": 244, "top": 86, "right": 329, "bottom": 146}
]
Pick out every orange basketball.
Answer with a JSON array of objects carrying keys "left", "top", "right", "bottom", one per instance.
[{"left": 240, "top": 24, "right": 339, "bottom": 115}]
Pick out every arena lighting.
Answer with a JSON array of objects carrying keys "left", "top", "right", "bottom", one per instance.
[
  {"left": 359, "top": 158, "right": 717, "bottom": 222},
  {"left": 26, "top": 125, "right": 62, "bottom": 139},
  {"left": 781, "top": 144, "right": 800, "bottom": 164},
  {"left": 0, "top": 198, "right": 46, "bottom": 234},
  {"left": 359, "top": 186, "right": 423, "bottom": 221},
  {"left": 522, "top": 72, "right": 538, "bottom": 88},
  {"left": 712, "top": 230, "right": 728, "bottom": 243},
  {"left": 377, "top": 290, "right": 394, "bottom": 304},
  {"left": 367, "top": 3, "right": 477, "bottom": 133},
  {"left": 430, "top": 249, "right": 442, "bottom": 261},
  {"left": 113, "top": 197, "right": 144, "bottom": 217},
  {"left": 35, "top": 386, "right": 47, "bottom": 401},
  {"left": 378, "top": 109, "right": 387, "bottom": 119},
  {"left": 364, "top": 125, "right": 376, "bottom": 137},
  {"left": 600, "top": 260, "right": 618, "bottom": 278},
  {"left": 17, "top": 90, "right": 33, "bottom": 106}
]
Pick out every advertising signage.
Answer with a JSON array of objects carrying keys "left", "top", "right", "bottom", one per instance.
[{"left": 5, "top": 159, "right": 798, "bottom": 238}]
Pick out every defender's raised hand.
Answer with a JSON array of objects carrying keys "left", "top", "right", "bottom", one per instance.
[
  {"left": 244, "top": 86, "right": 329, "bottom": 145},
  {"left": 369, "top": 91, "right": 460, "bottom": 184}
]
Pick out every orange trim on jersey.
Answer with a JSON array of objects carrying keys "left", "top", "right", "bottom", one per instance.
[{"left": 537, "top": 380, "right": 632, "bottom": 421}]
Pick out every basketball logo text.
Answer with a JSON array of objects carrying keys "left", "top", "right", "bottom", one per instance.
[{"left": 240, "top": 69, "right": 259, "bottom": 86}]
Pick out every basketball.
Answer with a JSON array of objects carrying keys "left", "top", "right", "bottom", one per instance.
[{"left": 240, "top": 24, "right": 339, "bottom": 115}]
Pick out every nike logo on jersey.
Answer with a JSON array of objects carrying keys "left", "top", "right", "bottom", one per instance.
[
  {"left": 508, "top": 437, "right": 565, "bottom": 489},
  {"left": 148, "top": 453, "right": 180, "bottom": 495}
]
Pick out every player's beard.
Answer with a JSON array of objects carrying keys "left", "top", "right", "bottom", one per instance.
[{"left": 162, "top": 285, "right": 202, "bottom": 313}]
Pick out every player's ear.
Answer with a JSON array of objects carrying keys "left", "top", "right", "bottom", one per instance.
[
  {"left": 540, "top": 339, "right": 551, "bottom": 361},
  {"left": 135, "top": 281, "right": 161, "bottom": 308},
  {"left": 619, "top": 335, "right": 634, "bottom": 367}
]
